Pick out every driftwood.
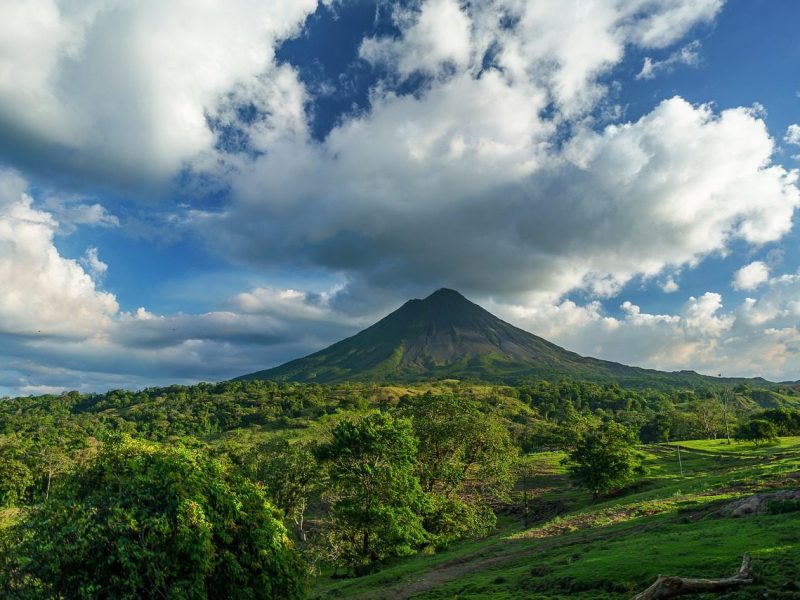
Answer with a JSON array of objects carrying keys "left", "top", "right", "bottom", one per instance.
[{"left": 632, "top": 554, "right": 754, "bottom": 599}]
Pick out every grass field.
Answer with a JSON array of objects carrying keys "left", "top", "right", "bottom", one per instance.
[{"left": 312, "top": 438, "right": 800, "bottom": 599}]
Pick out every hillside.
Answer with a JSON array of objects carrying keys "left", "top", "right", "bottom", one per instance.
[
  {"left": 239, "top": 288, "right": 773, "bottom": 389},
  {"left": 313, "top": 438, "right": 800, "bottom": 599}
]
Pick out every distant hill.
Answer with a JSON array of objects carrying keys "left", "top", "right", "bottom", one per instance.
[{"left": 237, "top": 288, "right": 776, "bottom": 389}]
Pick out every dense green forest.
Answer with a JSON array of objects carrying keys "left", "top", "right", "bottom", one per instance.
[{"left": 2, "top": 378, "right": 800, "bottom": 597}]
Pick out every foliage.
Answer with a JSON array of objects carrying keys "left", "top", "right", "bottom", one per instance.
[
  {"left": 0, "top": 457, "right": 32, "bottom": 508},
  {"left": 314, "top": 412, "right": 427, "bottom": 570},
  {"left": 566, "top": 422, "right": 646, "bottom": 498},
  {"left": 0, "top": 437, "right": 306, "bottom": 599},
  {"left": 1, "top": 377, "right": 799, "bottom": 583},
  {"left": 314, "top": 437, "right": 800, "bottom": 599},
  {"left": 398, "top": 392, "right": 518, "bottom": 545},
  {"left": 240, "top": 437, "right": 318, "bottom": 541},
  {"left": 755, "top": 408, "right": 800, "bottom": 436},
  {"left": 735, "top": 419, "right": 780, "bottom": 447}
]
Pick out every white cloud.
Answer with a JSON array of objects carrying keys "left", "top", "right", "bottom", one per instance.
[
  {"left": 0, "top": 282, "right": 367, "bottom": 396},
  {"left": 0, "top": 170, "right": 118, "bottom": 338},
  {"left": 496, "top": 277, "right": 800, "bottom": 381},
  {"left": 360, "top": 0, "right": 472, "bottom": 78},
  {"left": 732, "top": 261, "right": 770, "bottom": 291},
  {"left": 81, "top": 246, "right": 108, "bottom": 279},
  {"left": 5, "top": 0, "right": 800, "bottom": 392},
  {"left": 637, "top": 40, "right": 702, "bottom": 80},
  {"left": 42, "top": 196, "right": 119, "bottom": 234},
  {"left": 214, "top": 95, "right": 799, "bottom": 307},
  {"left": 358, "top": 0, "right": 722, "bottom": 118},
  {"left": 785, "top": 124, "right": 800, "bottom": 146},
  {"left": 0, "top": 0, "right": 318, "bottom": 188},
  {"left": 660, "top": 277, "right": 680, "bottom": 293}
]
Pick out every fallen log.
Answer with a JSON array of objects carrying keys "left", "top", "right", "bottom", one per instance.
[{"left": 632, "top": 554, "right": 754, "bottom": 599}]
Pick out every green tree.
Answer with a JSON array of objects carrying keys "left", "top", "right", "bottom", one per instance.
[
  {"left": 566, "top": 421, "right": 646, "bottom": 498},
  {"left": 735, "top": 419, "right": 779, "bottom": 448},
  {"left": 694, "top": 397, "right": 724, "bottom": 440},
  {"left": 399, "top": 393, "right": 517, "bottom": 545},
  {"left": 0, "top": 457, "right": 32, "bottom": 508},
  {"left": 0, "top": 437, "right": 306, "bottom": 599},
  {"left": 315, "top": 412, "right": 426, "bottom": 570},
  {"left": 246, "top": 438, "right": 318, "bottom": 541}
]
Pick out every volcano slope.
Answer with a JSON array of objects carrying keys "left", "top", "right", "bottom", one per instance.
[{"left": 239, "top": 288, "right": 768, "bottom": 390}]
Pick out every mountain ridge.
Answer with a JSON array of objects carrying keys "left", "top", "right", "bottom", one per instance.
[{"left": 237, "top": 288, "right": 779, "bottom": 389}]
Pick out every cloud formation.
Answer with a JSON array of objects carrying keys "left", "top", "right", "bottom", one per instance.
[
  {"left": 1, "top": 0, "right": 799, "bottom": 393},
  {"left": 0, "top": 0, "right": 319, "bottom": 188},
  {"left": 211, "top": 95, "right": 799, "bottom": 305},
  {"left": 732, "top": 261, "right": 770, "bottom": 291},
  {"left": 0, "top": 169, "right": 117, "bottom": 338},
  {"left": 498, "top": 273, "right": 800, "bottom": 381},
  {"left": 636, "top": 40, "right": 702, "bottom": 80}
]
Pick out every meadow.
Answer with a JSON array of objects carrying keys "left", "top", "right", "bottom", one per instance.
[{"left": 313, "top": 438, "right": 800, "bottom": 599}]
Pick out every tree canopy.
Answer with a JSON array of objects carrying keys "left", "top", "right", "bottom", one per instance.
[{"left": 1, "top": 437, "right": 306, "bottom": 599}]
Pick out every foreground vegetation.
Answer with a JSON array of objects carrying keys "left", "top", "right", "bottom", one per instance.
[{"left": 1, "top": 378, "right": 799, "bottom": 597}]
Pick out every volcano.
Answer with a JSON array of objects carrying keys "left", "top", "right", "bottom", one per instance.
[{"left": 238, "top": 288, "right": 760, "bottom": 388}]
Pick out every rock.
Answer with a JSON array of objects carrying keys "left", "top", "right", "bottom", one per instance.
[{"left": 722, "top": 489, "right": 800, "bottom": 517}]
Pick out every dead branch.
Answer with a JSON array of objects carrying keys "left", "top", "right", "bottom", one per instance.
[{"left": 632, "top": 554, "right": 753, "bottom": 600}]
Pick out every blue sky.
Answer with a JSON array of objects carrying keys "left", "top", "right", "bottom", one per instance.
[{"left": 0, "top": 0, "right": 798, "bottom": 395}]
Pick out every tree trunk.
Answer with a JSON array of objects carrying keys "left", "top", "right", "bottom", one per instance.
[{"left": 633, "top": 554, "right": 754, "bottom": 600}]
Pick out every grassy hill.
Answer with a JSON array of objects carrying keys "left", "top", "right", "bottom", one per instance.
[
  {"left": 312, "top": 438, "right": 800, "bottom": 599},
  {"left": 239, "top": 289, "right": 783, "bottom": 390}
]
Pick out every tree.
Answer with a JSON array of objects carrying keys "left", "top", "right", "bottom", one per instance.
[
  {"left": 246, "top": 438, "right": 318, "bottom": 541},
  {"left": 566, "top": 421, "right": 646, "bottom": 498},
  {"left": 735, "top": 419, "right": 779, "bottom": 448},
  {"left": 0, "top": 457, "right": 32, "bottom": 508},
  {"left": 398, "top": 392, "right": 517, "bottom": 545},
  {"left": 315, "top": 412, "right": 426, "bottom": 570},
  {"left": 0, "top": 437, "right": 306, "bottom": 599},
  {"left": 694, "top": 397, "right": 724, "bottom": 440}
]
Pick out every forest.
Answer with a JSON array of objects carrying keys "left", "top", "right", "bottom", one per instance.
[{"left": 1, "top": 378, "right": 800, "bottom": 598}]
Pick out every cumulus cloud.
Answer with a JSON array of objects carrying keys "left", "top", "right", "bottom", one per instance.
[
  {"left": 0, "top": 281, "right": 366, "bottom": 395},
  {"left": 360, "top": 0, "right": 472, "bottom": 78},
  {"left": 80, "top": 246, "right": 108, "bottom": 280},
  {"left": 0, "top": 0, "right": 319, "bottom": 188},
  {"left": 785, "top": 124, "right": 800, "bottom": 146},
  {"left": 497, "top": 276, "right": 800, "bottom": 380},
  {"left": 732, "top": 261, "right": 770, "bottom": 291},
  {"left": 210, "top": 96, "right": 799, "bottom": 306},
  {"left": 636, "top": 40, "right": 702, "bottom": 80},
  {"left": 0, "top": 171, "right": 365, "bottom": 394},
  {"left": 0, "top": 169, "right": 118, "bottom": 338},
  {"left": 660, "top": 277, "right": 680, "bottom": 293},
  {"left": 42, "top": 196, "right": 119, "bottom": 234},
  {"left": 359, "top": 0, "right": 722, "bottom": 117}
]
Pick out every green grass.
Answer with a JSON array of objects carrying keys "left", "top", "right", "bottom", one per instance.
[
  {"left": 311, "top": 437, "right": 800, "bottom": 599},
  {"left": 672, "top": 436, "right": 800, "bottom": 455}
]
